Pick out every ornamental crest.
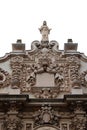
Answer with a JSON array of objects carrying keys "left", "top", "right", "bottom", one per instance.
[{"left": 33, "top": 105, "right": 60, "bottom": 127}]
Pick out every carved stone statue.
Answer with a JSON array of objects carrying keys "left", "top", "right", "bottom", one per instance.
[{"left": 39, "top": 21, "right": 51, "bottom": 42}]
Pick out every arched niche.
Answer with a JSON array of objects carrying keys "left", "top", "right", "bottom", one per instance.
[{"left": 35, "top": 126, "right": 60, "bottom": 130}]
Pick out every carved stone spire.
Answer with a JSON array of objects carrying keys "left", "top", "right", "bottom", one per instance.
[{"left": 39, "top": 21, "right": 51, "bottom": 42}]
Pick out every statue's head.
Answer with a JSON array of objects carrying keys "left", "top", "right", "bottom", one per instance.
[{"left": 43, "top": 21, "right": 47, "bottom": 26}]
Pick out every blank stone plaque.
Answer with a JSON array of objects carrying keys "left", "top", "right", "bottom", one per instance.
[{"left": 36, "top": 73, "right": 54, "bottom": 87}]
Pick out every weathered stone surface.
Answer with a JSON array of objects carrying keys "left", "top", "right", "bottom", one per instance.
[{"left": 0, "top": 22, "right": 87, "bottom": 130}]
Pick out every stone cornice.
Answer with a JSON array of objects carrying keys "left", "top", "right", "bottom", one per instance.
[{"left": 0, "top": 94, "right": 86, "bottom": 103}]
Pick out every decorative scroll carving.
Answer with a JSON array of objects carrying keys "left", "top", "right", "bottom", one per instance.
[
  {"left": 31, "top": 40, "right": 40, "bottom": 52},
  {"left": 0, "top": 68, "right": 10, "bottom": 88},
  {"left": 49, "top": 40, "right": 59, "bottom": 52},
  {"left": 10, "top": 56, "right": 23, "bottom": 89},
  {"left": 31, "top": 40, "right": 59, "bottom": 53},
  {"left": 33, "top": 105, "right": 60, "bottom": 127}
]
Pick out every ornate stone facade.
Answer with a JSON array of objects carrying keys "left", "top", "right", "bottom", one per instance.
[{"left": 0, "top": 22, "right": 87, "bottom": 130}]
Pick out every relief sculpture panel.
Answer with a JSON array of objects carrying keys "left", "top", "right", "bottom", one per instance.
[{"left": 9, "top": 48, "right": 82, "bottom": 98}]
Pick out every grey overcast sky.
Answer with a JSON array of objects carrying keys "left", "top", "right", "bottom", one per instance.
[{"left": 0, "top": 0, "right": 87, "bottom": 56}]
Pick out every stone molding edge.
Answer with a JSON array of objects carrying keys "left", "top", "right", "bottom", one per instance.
[{"left": 0, "top": 94, "right": 86, "bottom": 102}]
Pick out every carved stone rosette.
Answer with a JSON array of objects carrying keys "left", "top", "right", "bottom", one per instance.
[{"left": 0, "top": 68, "right": 11, "bottom": 88}]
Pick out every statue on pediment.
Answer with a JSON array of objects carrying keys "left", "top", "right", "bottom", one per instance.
[{"left": 39, "top": 21, "right": 51, "bottom": 42}]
